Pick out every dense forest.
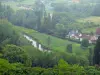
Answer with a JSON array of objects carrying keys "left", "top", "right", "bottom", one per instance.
[{"left": 0, "top": 0, "right": 100, "bottom": 75}]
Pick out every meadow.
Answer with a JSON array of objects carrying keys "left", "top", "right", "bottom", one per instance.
[
  {"left": 2, "top": 0, "right": 35, "bottom": 10},
  {"left": 78, "top": 16, "right": 100, "bottom": 24},
  {"left": 77, "top": 16, "right": 100, "bottom": 33}
]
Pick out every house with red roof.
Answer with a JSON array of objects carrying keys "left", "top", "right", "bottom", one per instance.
[
  {"left": 79, "top": 34, "right": 97, "bottom": 44},
  {"left": 96, "top": 28, "right": 100, "bottom": 37},
  {"left": 66, "top": 28, "right": 99, "bottom": 44},
  {"left": 72, "top": 0, "right": 80, "bottom": 3}
]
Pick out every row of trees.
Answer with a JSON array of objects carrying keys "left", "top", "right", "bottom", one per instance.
[
  {"left": 1, "top": 0, "right": 99, "bottom": 39},
  {"left": 1, "top": 0, "right": 100, "bottom": 39},
  {"left": 0, "top": 58, "right": 100, "bottom": 75}
]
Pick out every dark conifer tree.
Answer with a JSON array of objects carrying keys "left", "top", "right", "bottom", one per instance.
[
  {"left": 67, "top": 44, "right": 72, "bottom": 53},
  {"left": 93, "top": 36, "right": 100, "bottom": 65},
  {"left": 88, "top": 48, "right": 93, "bottom": 65}
]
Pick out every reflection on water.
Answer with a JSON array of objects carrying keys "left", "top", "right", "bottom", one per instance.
[{"left": 24, "top": 34, "right": 51, "bottom": 52}]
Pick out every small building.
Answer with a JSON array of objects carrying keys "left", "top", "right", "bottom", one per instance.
[
  {"left": 96, "top": 28, "right": 100, "bottom": 37},
  {"left": 66, "top": 29, "right": 98, "bottom": 44},
  {"left": 89, "top": 35, "right": 97, "bottom": 44},
  {"left": 72, "top": 0, "right": 80, "bottom": 3},
  {"left": 80, "top": 34, "right": 97, "bottom": 44},
  {"left": 68, "top": 0, "right": 80, "bottom": 4},
  {"left": 67, "top": 30, "right": 80, "bottom": 38}
]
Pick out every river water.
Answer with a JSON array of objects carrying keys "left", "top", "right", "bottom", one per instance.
[{"left": 24, "top": 34, "right": 51, "bottom": 52}]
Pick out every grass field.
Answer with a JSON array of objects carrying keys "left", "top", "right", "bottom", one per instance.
[
  {"left": 77, "top": 16, "right": 100, "bottom": 33},
  {"left": 2, "top": 0, "right": 35, "bottom": 10},
  {"left": 3, "top": 1, "right": 19, "bottom": 10},
  {"left": 13, "top": 26, "right": 89, "bottom": 58},
  {"left": 2, "top": 0, "right": 67, "bottom": 11},
  {"left": 78, "top": 16, "right": 100, "bottom": 24},
  {"left": 82, "top": 27, "right": 98, "bottom": 33},
  {"left": 21, "top": 0, "right": 35, "bottom": 4}
]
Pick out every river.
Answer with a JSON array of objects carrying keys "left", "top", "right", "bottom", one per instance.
[{"left": 24, "top": 34, "right": 51, "bottom": 52}]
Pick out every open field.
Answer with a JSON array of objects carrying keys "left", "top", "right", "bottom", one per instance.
[
  {"left": 82, "top": 27, "right": 98, "bottom": 33},
  {"left": 2, "top": 0, "right": 67, "bottom": 11},
  {"left": 78, "top": 16, "right": 100, "bottom": 24},
  {"left": 2, "top": 0, "right": 35, "bottom": 10},
  {"left": 20, "top": 0, "right": 35, "bottom": 4},
  {"left": 3, "top": 1, "right": 19, "bottom": 10},
  {"left": 77, "top": 16, "right": 100, "bottom": 33}
]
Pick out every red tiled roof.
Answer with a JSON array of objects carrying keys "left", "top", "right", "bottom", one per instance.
[
  {"left": 80, "top": 34, "right": 90, "bottom": 39},
  {"left": 72, "top": 0, "right": 80, "bottom": 2},
  {"left": 96, "top": 28, "right": 100, "bottom": 35}
]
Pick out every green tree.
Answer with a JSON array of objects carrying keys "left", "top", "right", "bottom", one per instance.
[
  {"left": 88, "top": 48, "right": 93, "bottom": 65},
  {"left": 66, "top": 44, "right": 72, "bottom": 53},
  {"left": 81, "top": 39, "right": 89, "bottom": 48},
  {"left": 47, "top": 36, "right": 51, "bottom": 48},
  {"left": 55, "top": 59, "right": 85, "bottom": 75},
  {"left": 92, "top": 3, "right": 100, "bottom": 16},
  {"left": 34, "top": 0, "right": 45, "bottom": 30},
  {"left": 93, "top": 36, "right": 100, "bottom": 65},
  {"left": 40, "top": 13, "right": 53, "bottom": 34},
  {"left": 2, "top": 45, "right": 28, "bottom": 65},
  {"left": 0, "top": 2, "right": 13, "bottom": 19},
  {"left": 0, "top": 19, "right": 19, "bottom": 46}
]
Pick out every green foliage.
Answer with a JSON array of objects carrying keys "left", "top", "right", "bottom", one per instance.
[
  {"left": 93, "top": 36, "right": 100, "bottom": 65},
  {"left": 0, "top": 19, "right": 30, "bottom": 46},
  {"left": 0, "top": 58, "right": 99, "bottom": 75},
  {"left": 0, "top": 58, "right": 15, "bottom": 74},
  {"left": 47, "top": 36, "right": 51, "bottom": 48},
  {"left": 0, "top": 1, "right": 100, "bottom": 75},
  {"left": 54, "top": 59, "right": 85, "bottom": 75},
  {"left": 88, "top": 48, "right": 94, "bottom": 65},
  {"left": 0, "top": 58, "right": 24, "bottom": 75},
  {"left": 81, "top": 39, "right": 89, "bottom": 48},
  {"left": 2, "top": 44, "right": 28, "bottom": 64},
  {"left": 14, "top": 26, "right": 90, "bottom": 66},
  {"left": 85, "top": 66, "right": 100, "bottom": 75},
  {"left": 66, "top": 44, "right": 72, "bottom": 53},
  {"left": 34, "top": 0, "right": 45, "bottom": 30},
  {"left": 1, "top": 0, "right": 96, "bottom": 39},
  {"left": 17, "top": 36, "right": 31, "bottom": 46},
  {"left": 92, "top": 4, "right": 100, "bottom": 16},
  {"left": 10, "top": 10, "right": 37, "bottom": 29},
  {"left": 0, "top": 19, "right": 19, "bottom": 45},
  {"left": 22, "top": 46, "right": 57, "bottom": 68},
  {"left": 0, "top": 2, "right": 13, "bottom": 19}
]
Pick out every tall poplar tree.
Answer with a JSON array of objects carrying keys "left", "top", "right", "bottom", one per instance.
[{"left": 34, "top": 0, "right": 45, "bottom": 31}]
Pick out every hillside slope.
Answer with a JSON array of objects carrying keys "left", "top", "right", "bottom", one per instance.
[{"left": 13, "top": 26, "right": 89, "bottom": 58}]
